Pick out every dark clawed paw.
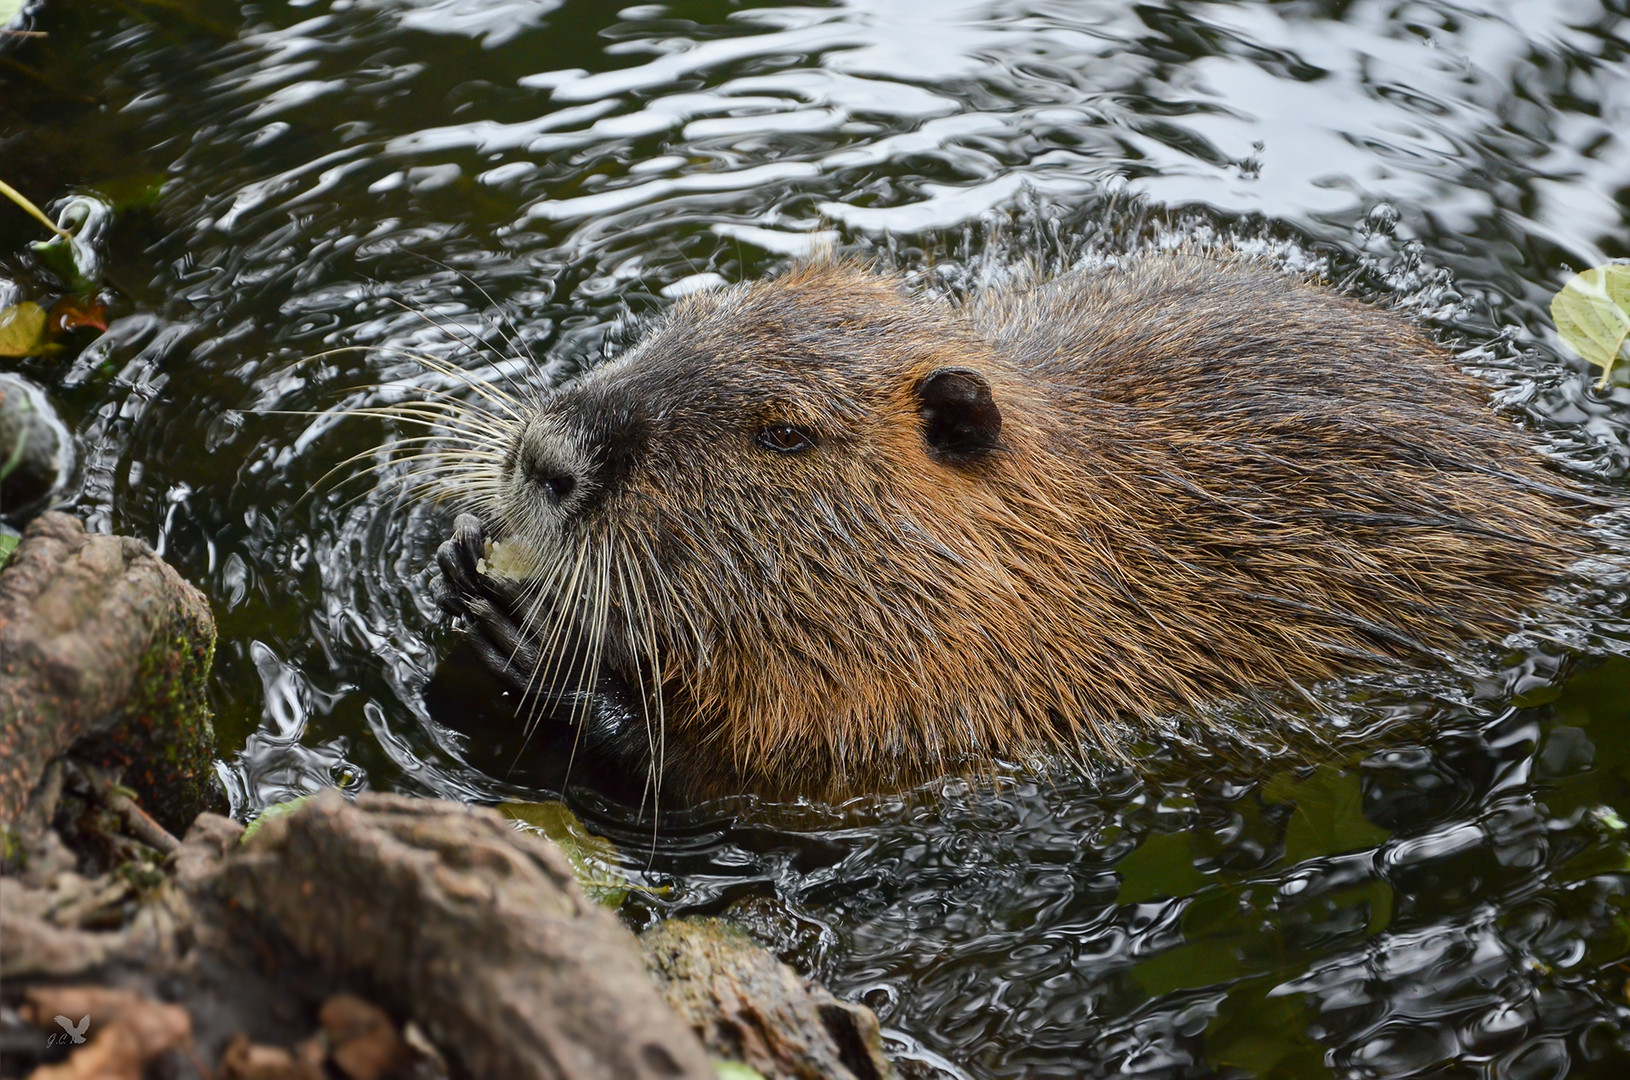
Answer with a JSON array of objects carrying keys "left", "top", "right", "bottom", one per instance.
[
  {"left": 451, "top": 512, "right": 486, "bottom": 573},
  {"left": 463, "top": 594, "right": 528, "bottom": 659},
  {"left": 434, "top": 515, "right": 488, "bottom": 616},
  {"left": 433, "top": 514, "right": 543, "bottom": 695},
  {"left": 465, "top": 623, "right": 543, "bottom": 699}
]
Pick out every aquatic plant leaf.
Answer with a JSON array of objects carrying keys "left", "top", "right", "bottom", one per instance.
[
  {"left": 49, "top": 296, "right": 108, "bottom": 334},
  {"left": 1130, "top": 930, "right": 1254, "bottom": 998},
  {"left": 1114, "top": 828, "right": 1209, "bottom": 904},
  {"left": 714, "top": 1062, "right": 768, "bottom": 1080},
  {"left": 240, "top": 793, "right": 316, "bottom": 842},
  {"left": 0, "top": 301, "right": 48, "bottom": 357},
  {"left": 1263, "top": 764, "right": 1388, "bottom": 865},
  {"left": 500, "top": 800, "right": 628, "bottom": 907},
  {"left": 91, "top": 173, "right": 167, "bottom": 211},
  {"left": 28, "top": 195, "right": 104, "bottom": 294},
  {"left": 31, "top": 238, "right": 96, "bottom": 295},
  {"left": 1551, "top": 264, "right": 1630, "bottom": 389},
  {"left": 1202, "top": 979, "right": 1326, "bottom": 1077},
  {"left": 1533, "top": 656, "right": 1630, "bottom": 839}
]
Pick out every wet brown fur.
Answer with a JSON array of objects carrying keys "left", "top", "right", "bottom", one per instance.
[{"left": 465, "top": 251, "right": 1586, "bottom": 801}]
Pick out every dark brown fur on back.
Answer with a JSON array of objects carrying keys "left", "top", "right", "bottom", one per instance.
[{"left": 469, "top": 252, "right": 1585, "bottom": 800}]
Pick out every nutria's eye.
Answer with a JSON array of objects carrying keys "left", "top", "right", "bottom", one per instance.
[{"left": 755, "top": 424, "right": 819, "bottom": 455}]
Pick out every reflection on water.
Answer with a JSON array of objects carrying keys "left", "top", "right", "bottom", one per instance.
[{"left": 3, "top": 0, "right": 1630, "bottom": 1075}]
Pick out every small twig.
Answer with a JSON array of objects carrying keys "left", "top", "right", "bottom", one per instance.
[
  {"left": 104, "top": 787, "right": 182, "bottom": 856},
  {"left": 0, "top": 178, "right": 73, "bottom": 240},
  {"left": 0, "top": 29, "right": 48, "bottom": 38}
]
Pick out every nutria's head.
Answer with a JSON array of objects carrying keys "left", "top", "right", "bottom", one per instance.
[
  {"left": 496, "top": 263, "right": 1008, "bottom": 555},
  {"left": 479, "top": 261, "right": 1058, "bottom": 797}
]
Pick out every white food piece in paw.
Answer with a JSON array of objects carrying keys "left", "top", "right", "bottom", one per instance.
[{"left": 485, "top": 536, "right": 543, "bottom": 582}]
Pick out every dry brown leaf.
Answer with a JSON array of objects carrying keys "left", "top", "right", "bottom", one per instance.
[
  {"left": 218, "top": 1031, "right": 323, "bottom": 1080},
  {"left": 319, "top": 995, "right": 412, "bottom": 1080}
]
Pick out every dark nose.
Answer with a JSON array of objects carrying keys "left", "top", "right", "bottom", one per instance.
[{"left": 523, "top": 459, "right": 577, "bottom": 506}]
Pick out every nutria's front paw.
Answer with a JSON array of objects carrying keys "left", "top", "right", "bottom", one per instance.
[
  {"left": 433, "top": 513, "right": 487, "bottom": 615},
  {"left": 434, "top": 513, "right": 542, "bottom": 697}
]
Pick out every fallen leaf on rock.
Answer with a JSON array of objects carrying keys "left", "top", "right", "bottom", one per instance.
[
  {"left": 219, "top": 1032, "right": 323, "bottom": 1080},
  {"left": 0, "top": 302, "right": 49, "bottom": 357},
  {"left": 21, "top": 986, "right": 193, "bottom": 1080},
  {"left": 240, "top": 794, "right": 315, "bottom": 843},
  {"left": 319, "top": 995, "right": 412, "bottom": 1080}
]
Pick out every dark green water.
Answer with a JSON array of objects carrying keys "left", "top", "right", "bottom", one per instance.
[{"left": 4, "top": 0, "right": 1630, "bottom": 1076}]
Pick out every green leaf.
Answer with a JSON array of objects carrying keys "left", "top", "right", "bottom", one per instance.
[
  {"left": 1263, "top": 764, "right": 1388, "bottom": 866},
  {"left": 714, "top": 1063, "right": 768, "bottom": 1080},
  {"left": 0, "top": 0, "right": 24, "bottom": 26},
  {"left": 27, "top": 196, "right": 104, "bottom": 294},
  {"left": 1552, "top": 264, "right": 1630, "bottom": 390},
  {"left": 0, "top": 532, "right": 18, "bottom": 568},
  {"left": 0, "top": 302, "right": 48, "bottom": 358},
  {"left": 91, "top": 173, "right": 168, "bottom": 211},
  {"left": 1201, "top": 979, "right": 1329, "bottom": 1078},
  {"left": 240, "top": 794, "right": 317, "bottom": 843},
  {"left": 1130, "top": 932, "right": 1255, "bottom": 998},
  {"left": 1115, "top": 828, "right": 1210, "bottom": 904},
  {"left": 500, "top": 800, "right": 629, "bottom": 907}
]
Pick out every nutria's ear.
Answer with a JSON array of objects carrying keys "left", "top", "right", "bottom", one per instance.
[{"left": 917, "top": 368, "right": 1003, "bottom": 462}]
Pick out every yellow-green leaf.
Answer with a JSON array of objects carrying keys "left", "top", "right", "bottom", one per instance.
[
  {"left": 1551, "top": 264, "right": 1630, "bottom": 390},
  {"left": 240, "top": 793, "right": 317, "bottom": 843},
  {"left": 0, "top": 302, "right": 48, "bottom": 358},
  {"left": 500, "top": 800, "right": 629, "bottom": 907}
]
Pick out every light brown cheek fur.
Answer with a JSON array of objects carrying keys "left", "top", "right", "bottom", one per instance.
[{"left": 659, "top": 372, "right": 1078, "bottom": 795}]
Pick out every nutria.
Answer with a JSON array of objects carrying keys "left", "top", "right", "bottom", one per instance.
[{"left": 422, "top": 251, "right": 1593, "bottom": 802}]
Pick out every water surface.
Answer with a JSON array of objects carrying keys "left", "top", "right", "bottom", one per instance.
[{"left": 4, "top": 0, "right": 1630, "bottom": 1075}]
